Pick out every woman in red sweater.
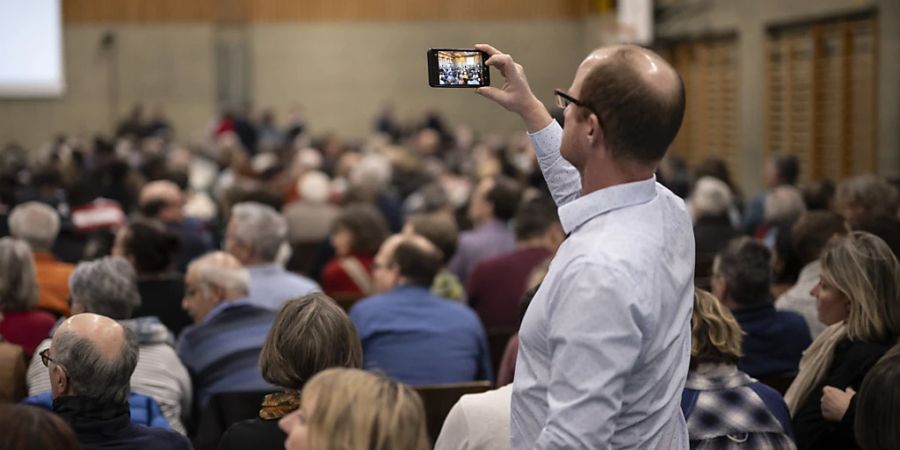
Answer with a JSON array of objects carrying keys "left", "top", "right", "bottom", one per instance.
[
  {"left": 0, "top": 237, "right": 55, "bottom": 361},
  {"left": 321, "top": 204, "right": 389, "bottom": 309}
]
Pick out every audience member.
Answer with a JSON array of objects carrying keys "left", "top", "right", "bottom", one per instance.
[
  {"left": 8, "top": 202, "right": 75, "bottom": 317},
  {"left": 321, "top": 204, "right": 389, "bottom": 303},
  {"left": 682, "top": 289, "right": 794, "bottom": 447},
  {"left": 139, "top": 180, "right": 214, "bottom": 272},
  {"left": 0, "top": 237, "right": 55, "bottom": 359},
  {"left": 43, "top": 313, "right": 191, "bottom": 449},
  {"left": 219, "top": 293, "right": 362, "bottom": 450},
  {"left": 854, "top": 345, "right": 900, "bottom": 450},
  {"left": 835, "top": 174, "right": 899, "bottom": 228},
  {"left": 283, "top": 171, "right": 339, "bottom": 245},
  {"left": 177, "top": 251, "right": 276, "bottom": 407},
  {"left": 855, "top": 213, "right": 900, "bottom": 259},
  {"left": 404, "top": 213, "right": 466, "bottom": 302},
  {"left": 712, "top": 237, "right": 811, "bottom": 377},
  {"left": 26, "top": 257, "right": 191, "bottom": 434},
  {"left": 435, "top": 274, "right": 546, "bottom": 450},
  {"left": 776, "top": 211, "right": 849, "bottom": 338},
  {"left": 786, "top": 232, "right": 900, "bottom": 450},
  {"left": 0, "top": 311, "right": 26, "bottom": 403},
  {"left": 761, "top": 184, "right": 806, "bottom": 245},
  {"left": 278, "top": 368, "right": 429, "bottom": 450},
  {"left": 225, "top": 202, "right": 320, "bottom": 310},
  {"left": 448, "top": 175, "right": 521, "bottom": 283},
  {"left": 112, "top": 220, "right": 193, "bottom": 336},
  {"left": 801, "top": 180, "right": 835, "bottom": 211},
  {"left": 743, "top": 154, "right": 800, "bottom": 235},
  {"left": 0, "top": 404, "right": 82, "bottom": 450},
  {"left": 350, "top": 234, "right": 491, "bottom": 384},
  {"left": 689, "top": 176, "right": 740, "bottom": 291},
  {"left": 467, "top": 195, "right": 561, "bottom": 330},
  {"left": 475, "top": 42, "right": 694, "bottom": 449},
  {"left": 434, "top": 384, "right": 513, "bottom": 450}
]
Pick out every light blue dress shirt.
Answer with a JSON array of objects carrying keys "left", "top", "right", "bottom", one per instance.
[
  {"left": 245, "top": 264, "right": 321, "bottom": 311},
  {"left": 511, "top": 121, "right": 694, "bottom": 449}
]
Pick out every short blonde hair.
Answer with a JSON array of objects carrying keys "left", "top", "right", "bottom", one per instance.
[
  {"left": 821, "top": 232, "right": 900, "bottom": 343},
  {"left": 303, "top": 368, "right": 428, "bottom": 450},
  {"left": 691, "top": 289, "right": 743, "bottom": 368}
]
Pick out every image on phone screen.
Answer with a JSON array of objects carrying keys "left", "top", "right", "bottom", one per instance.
[{"left": 436, "top": 50, "right": 484, "bottom": 86}]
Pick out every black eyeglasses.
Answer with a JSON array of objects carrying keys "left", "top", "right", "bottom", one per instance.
[
  {"left": 40, "top": 348, "right": 64, "bottom": 371},
  {"left": 554, "top": 89, "right": 602, "bottom": 121}
]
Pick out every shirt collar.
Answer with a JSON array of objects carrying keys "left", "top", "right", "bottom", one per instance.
[
  {"left": 247, "top": 263, "right": 283, "bottom": 275},
  {"left": 558, "top": 176, "right": 658, "bottom": 235},
  {"left": 204, "top": 298, "right": 253, "bottom": 323}
]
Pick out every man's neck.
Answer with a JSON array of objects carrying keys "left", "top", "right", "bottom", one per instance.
[{"left": 579, "top": 158, "right": 655, "bottom": 196}]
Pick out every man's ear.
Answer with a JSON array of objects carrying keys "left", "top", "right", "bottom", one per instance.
[
  {"left": 587, "top": 113, "right": 604, "bottom": 146},
  {"left": 54, "top": 366, "right": 68, "bottom": 394}
]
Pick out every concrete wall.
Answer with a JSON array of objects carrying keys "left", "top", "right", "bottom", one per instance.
[
  {"left": 0, "top": 20, "right": 591, "bottom": 150},
  {"left": 0, "top": 24, "right": 216, "bottom": 150},
  {"left": 247, "top": 20, "right": 586, "bottom": 139},
  {"left": 656, "top": 0, "right": 899, "bottom": 193}
]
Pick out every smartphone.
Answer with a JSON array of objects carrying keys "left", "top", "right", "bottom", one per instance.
[{"left": 427, "top": 48, "right": 490, "bottom": 88}]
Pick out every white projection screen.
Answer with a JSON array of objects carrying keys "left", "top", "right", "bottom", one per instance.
[{"left": 0, "top": 0, "right": 64, "bottom": 97}]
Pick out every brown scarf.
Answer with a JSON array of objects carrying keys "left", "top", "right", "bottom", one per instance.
[
  {"left": 259, "top": 390, "right": 302, "bottom": 420},
  {"left": 784, "top": 321, "right": 847, "bottom": 416}
]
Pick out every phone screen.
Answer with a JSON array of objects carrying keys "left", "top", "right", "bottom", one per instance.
[{"left": 435, "top": 50, "right": 485, "bottom": 87}]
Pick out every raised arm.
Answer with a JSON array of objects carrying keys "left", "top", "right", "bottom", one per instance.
[{"left": 474, "top": 44, "right": 581, "bottom": 206}]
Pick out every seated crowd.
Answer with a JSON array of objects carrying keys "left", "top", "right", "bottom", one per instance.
[{"left": 1, "top": 54, "right": 900, "bottom": 450}]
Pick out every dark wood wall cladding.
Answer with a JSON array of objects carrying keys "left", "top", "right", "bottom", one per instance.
[
  {"left": 659, "top": 35, "right": 741, "bottom": 179},
  {"left": 63, "top": 0, "right": 591, "bottom": 23},
  {"left": 765, "top": 13, "right": 878, "bottom": 182}
]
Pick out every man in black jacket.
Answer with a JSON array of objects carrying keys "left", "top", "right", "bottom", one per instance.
[{"left": 44, "top": 313, "right": 191, "bottom": 450}]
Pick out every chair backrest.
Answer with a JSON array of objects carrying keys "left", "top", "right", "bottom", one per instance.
[
  {"left": 414, "top": 380, "right": 493, "bottom": 445},
  {"left": 756, "top": 373, "right": 797, "bottom": 395},
  {"left": 487, "top": 327, "right": 517, "bottom": 378},
  {"left": 192, "top": 390, "right": 275, "bottom": 450}
]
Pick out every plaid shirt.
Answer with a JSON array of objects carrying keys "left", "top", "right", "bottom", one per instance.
[{"left": 682, "top": 364, "right": 796, "bottom": 450}]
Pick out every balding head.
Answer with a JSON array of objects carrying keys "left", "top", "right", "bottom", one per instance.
[
  {"left": 183, "top": 251, "right": 250, "bottom": 323},
  {"left": 139, "top": 180, "right": 184, "bottom": 222},
  {"left": 570, "top": 45, "right": 684, "bottom": 165},
  {"left": 49, "top": 313, "right": 138, "bottom": 404},
  {"left": 373, "top": 234, "right": 442, "bottom": 293}
]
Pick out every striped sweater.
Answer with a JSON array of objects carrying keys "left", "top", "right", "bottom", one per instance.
[{"left": 176, "top": 301, "right": 277, "bottom": 409}]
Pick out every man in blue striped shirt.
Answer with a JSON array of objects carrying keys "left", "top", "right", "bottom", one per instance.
[{"left": 176, "top": 252, "right": 276, "bottom": 408}]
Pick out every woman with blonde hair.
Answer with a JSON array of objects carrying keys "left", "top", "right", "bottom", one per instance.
[
  {"left": 787, "top": 231, "right": 900, "bottom": 450},
  {"left": 278, "top": 368, "right": 428, "bottom": 450},
  {"left": 682, "top": 289, "right": 794, "bottom": 448}
]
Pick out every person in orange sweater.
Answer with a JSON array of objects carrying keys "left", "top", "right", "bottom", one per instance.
[{"left": 9, "top": 202, "right": 75, "bottom": 317}]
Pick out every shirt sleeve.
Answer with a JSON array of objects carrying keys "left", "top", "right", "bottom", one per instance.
[
  {"left": 536, "top": 262, "right": 644, "bottom": 449},
  {"left": 528, "top": 121, "right": 581, "bottom": 208}
]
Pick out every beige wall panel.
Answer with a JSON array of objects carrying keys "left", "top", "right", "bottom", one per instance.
[
  {"left": 0, "top": 24, "right": 216, "bottom": 150},
  {"left": 248, "top": 20, "right": 586, "bottom": 139}
]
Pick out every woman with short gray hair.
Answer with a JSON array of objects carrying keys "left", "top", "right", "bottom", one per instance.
[
  {"left": 25, "top": 256, "right": 193, "bottom": 435},
  {"left": 0, "top": 237, "right": 56, "bottom": 359}
]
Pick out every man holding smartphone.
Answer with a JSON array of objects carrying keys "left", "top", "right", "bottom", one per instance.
[{"left": 474, "top": 43, "right": 693, "bottom": 449}]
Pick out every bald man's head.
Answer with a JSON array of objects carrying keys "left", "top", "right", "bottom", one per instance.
[
  {"left": 49, "top": 313, "right": 138, "bottom": 404},
  {"left": 573, "top": 45, "right": 684, "bottom": 165},
  {"left": 374, "top": 234, "right": 442, "bottom": 292}
]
